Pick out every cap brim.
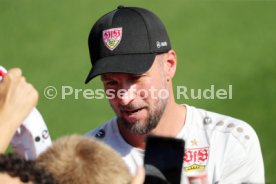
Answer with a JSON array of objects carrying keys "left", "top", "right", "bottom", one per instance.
[{"left": 85, "top": 53, "right": 156, "bottom": 84}]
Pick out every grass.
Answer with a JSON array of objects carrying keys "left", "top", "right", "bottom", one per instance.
[{"left": 1, "top": 0, "right": 275, "bottom": 182}]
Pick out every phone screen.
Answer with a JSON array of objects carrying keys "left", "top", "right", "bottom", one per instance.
[{"left": 144, "top": 135, "right": 185, "bottom": 184}]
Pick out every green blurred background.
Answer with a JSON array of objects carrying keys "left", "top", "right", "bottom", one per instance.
[{"left": 1, "top": 0, "right": 275, "bottom": 182}]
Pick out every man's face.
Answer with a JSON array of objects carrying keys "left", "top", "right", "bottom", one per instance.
[{"left": 101, "top": 54, "right": 169, "bottom": 135}]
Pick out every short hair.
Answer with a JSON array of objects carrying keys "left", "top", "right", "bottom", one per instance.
[
  {"left": 36, "top": 135, "right": 132, "bottom": 184},
  {"left": 0, "top": 153, "right": 56, "bottom": 184}
]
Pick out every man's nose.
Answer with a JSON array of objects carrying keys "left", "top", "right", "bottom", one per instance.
[{"left": 118, "top": 84, "right": 136, "bottom": 105}]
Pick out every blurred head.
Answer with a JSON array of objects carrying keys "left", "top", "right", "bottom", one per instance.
[
  {"left": 0, "top": 153, "right": 55, "bottom": 184},
  {"left": 36, "top": 135, "right": 132, "bottom": 184}
]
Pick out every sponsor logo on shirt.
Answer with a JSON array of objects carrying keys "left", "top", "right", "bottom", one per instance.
[{"left": 184, "top": 147, "right": 209, "bottom": 171}]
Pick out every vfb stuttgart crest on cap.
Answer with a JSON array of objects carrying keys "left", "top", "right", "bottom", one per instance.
[{"left": 102, "top": 27, "right": 122, "bottom": 51}]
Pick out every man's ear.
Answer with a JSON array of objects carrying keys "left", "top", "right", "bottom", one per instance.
[{"left": 164, "top": 50, "right": 177, "bottom": 81}]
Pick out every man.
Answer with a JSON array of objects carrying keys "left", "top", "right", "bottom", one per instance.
[{"left": 85, "top": 6, "right": 264, "bottom": 183}]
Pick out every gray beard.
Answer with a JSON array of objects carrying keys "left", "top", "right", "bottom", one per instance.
[{"left": 117, "top": 97, "right": 168, "bottom": 135}]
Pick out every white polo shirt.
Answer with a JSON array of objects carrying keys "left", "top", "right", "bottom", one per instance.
[{"left": 85, "top": 105, "right": 264, "bottom": 184}]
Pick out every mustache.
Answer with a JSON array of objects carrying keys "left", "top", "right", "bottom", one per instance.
[{"left": 119, "top": 103, "right": 147, "bottom": 111}]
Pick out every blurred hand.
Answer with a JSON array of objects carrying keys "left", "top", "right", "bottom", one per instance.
[
  {"left": 0, "top": 68, "right": 38, "bottom": 152},
  {"left": 131, "top": 167, "right": 145, "bottom": 184}
]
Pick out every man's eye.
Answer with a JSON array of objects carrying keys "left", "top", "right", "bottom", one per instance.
[{"left": 105, "top": 81, "right": 118, "bottom": 87}]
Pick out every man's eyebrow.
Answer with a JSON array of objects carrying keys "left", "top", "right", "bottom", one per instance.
[
  {"left": 100, "top": 75, "right": 110, "bottom": 81},
  {"left": 131, "top": 73, "right": 146, "bottom": 78}
]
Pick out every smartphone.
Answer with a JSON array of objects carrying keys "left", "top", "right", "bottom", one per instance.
[{"left": 144, "top": 135, "right": 185, "bottom": 184}]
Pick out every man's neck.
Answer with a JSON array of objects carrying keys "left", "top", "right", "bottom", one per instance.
[{"left": 118, "top": 103, "right": 186, "bottom": 149}]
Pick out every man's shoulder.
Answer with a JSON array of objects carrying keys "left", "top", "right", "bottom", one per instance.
[
  {"left": 85, "top": 117, "right": 118, "bottom": 139},
  {"left": 84, "top": 117, "right": 133, "bottom": 156},
  {"left": 191, "top": 106, "right": 264, "bottom": 182},
  {"left": 187, "top": 105, "right": 260, "bottom": 151}
]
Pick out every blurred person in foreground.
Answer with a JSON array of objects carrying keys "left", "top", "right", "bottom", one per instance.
[
  {"left": 0, "top": 153, "right": 55, "bottom": 184},
  {"left": 0, "top": 68, "right": 38, "bottom": 153},
  {"left": 0, "top": 68, "right": 55, "bottom": 184},
  {"left": 36, "top": 135, "right": 144, "bottom": 184},
  {"left": 84, "top": 6, "right": 264, "bottom": 183}
]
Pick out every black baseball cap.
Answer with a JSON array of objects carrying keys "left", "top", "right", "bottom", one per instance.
[{"left": 85, "top": 6, "right": 171, "bottom": 84}]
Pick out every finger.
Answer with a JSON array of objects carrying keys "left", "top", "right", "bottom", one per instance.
[
  {"left": 131, "top": 167, "right": 145, "bottom": 184},
  {"left": 2, "top": 68, "right": 22, "bottom": 84},
  {"left": 8, "top": 68, "right": 22, "bottom": 78},
  {"left": 20, "top": 76, "right": 26, "bottom": 84}
]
